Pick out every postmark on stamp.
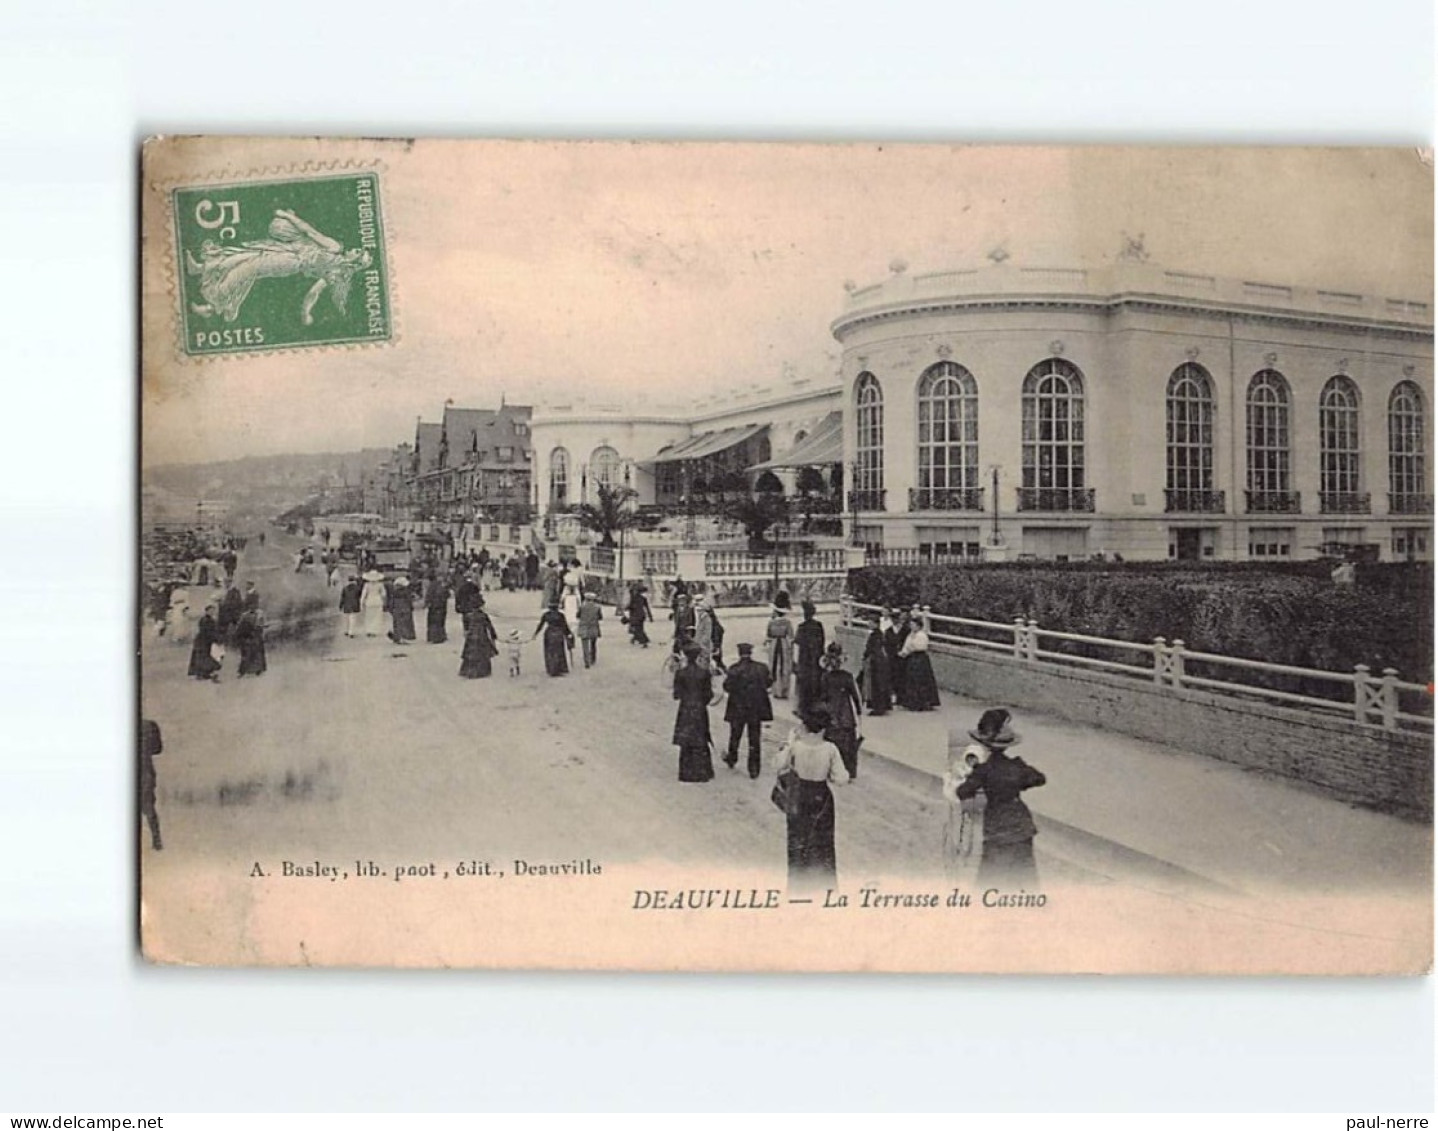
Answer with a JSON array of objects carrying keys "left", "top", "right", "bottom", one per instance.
[{"left": 171, "top": 172, "right": 391, "bottom": 356}]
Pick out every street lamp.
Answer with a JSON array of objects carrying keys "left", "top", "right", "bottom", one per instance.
[
  {"left": 847, "top": 460, "right": 860, "bottom": 548},
  {"left": 986, "top": 464, "right": 1003, "bottom": 551}
]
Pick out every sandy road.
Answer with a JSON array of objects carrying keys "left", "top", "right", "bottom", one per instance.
[{"left": 139, "top": 537, "right": 1106, "bottom": 893}]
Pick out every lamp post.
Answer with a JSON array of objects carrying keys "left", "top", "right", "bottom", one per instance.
[
  {"left": 847, "top": 461, "right": 860, "bottom": 548},
  {"left": 986, "top": 464, "right": 1003, "bottom": 558},
  {"left": 682, "top": 463, "right": 698, "bottom": 549}
]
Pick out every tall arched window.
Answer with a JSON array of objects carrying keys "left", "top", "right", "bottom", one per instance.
[
  {"left": 916, "top": 361, "right": 980, "bottom": 510},
  {"left": 1388, "top": 381, "right": 1428, "bottom": 512},
  {"left": 589, "top": 445, "right": 621, "bottom": 502},
  {"left": 548, "top": 447, "right": 570, "bottom": 508},
  {"left": 1020, "top": 358, "right": 1089, "bottom": 510},
  {"left": 1165, "top": 363, "right": 1218, "bottom": 512},
  {"left": 853, "top": 372, "right": 884, "bottom": 509},
  {"left": 1319, "top": 376, "right": 1365, "bottom": 512},
  {"left": 1245, "top": 370, "right": 1295, "bottom": 512}
]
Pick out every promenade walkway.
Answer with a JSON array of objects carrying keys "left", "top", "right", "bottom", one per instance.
[{"left": 714, "top": 605, "right": 1432, "bottom": 897}]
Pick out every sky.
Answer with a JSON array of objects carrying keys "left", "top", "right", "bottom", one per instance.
[{"left": 141, "top": 141, "right": 1433, "bottom": 467}]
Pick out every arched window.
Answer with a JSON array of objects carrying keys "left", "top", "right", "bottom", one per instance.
[
  {"left": 916, "top": 361, "right": 980, "bottom": 509},
  {"left": 549, "top": 447, "right": 569, "bottom": 508},
  {"left": 1389, "top": 381, "right": 1428, "bottom": 512},
  {"left": 589, "top": 445, "right": 621, "bottom": 502},
  {"left": 1320, "top": 376, "right": 1365, "bottom": 512},
  {"left": 853, "top": 372, "right": 884, "bottom": 509},
  {"left": 1246, "top": 370, "right": 1295, "bottom": 512},
  {"left": 1165, "top": 363, "right": 1217, "bottom": 512},
  {"left": 1020, "top": 358, "right": 1088, "bottom": 510}
]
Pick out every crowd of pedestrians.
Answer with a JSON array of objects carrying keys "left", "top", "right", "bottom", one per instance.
[{"left": 150, "top": 525, "right": 1047, "bottom": 899}]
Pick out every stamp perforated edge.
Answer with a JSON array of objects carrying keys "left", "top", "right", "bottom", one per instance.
[{"left": 146, "top": 150, "right": 402, "bottom": 364}]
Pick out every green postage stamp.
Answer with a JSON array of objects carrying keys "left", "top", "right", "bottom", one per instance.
[{"left": 172, "top": 172, "right": 392, "bottom": 356}]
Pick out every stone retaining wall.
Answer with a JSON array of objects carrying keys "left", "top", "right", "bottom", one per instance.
[{"left": 836, "top": 626, "right": 1433, "bottom": 820}]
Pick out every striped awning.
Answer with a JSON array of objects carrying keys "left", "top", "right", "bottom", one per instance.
[
  {"left": 635, "top": 423, "right": 769, "bottom": 465},
  {"left": 747, "top": 412, "right": 842, "bottom": 471}
]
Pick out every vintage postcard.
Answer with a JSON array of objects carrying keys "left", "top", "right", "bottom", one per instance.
[{"left": 139, "top": 137, "right": 1433, "bottom": 972}]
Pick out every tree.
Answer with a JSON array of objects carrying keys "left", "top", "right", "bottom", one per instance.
[
  {"left": 726, "top": 492, "right": 790, "bottom": 552},
  {"left": 795, "top": 465, "right": 826, "bottom": 532},
  {"left": 574, "top": 483, "right": 640, "bottom": 548}
]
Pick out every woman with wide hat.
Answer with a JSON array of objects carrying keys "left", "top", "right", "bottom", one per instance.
[
  {"left": 955, "top": 708, "right": 1046, "bottom": 887},
  {"left": 774, "top": 705, "right": 850, "bottom": 892},
  {"left": 359, "top": 568, "right": 387, "bottom": 638}
]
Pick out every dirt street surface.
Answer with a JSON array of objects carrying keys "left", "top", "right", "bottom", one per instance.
[
  {"left": 142, "top": 541, "right": 1103, "bottom": 880},
  {"left": 138, "top": 536, "right": 1432, "bottom": 972}
]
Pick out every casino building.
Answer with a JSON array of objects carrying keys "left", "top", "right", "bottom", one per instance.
[{"left": 832, "top": 258, "right": 1434, "bottom": 562}]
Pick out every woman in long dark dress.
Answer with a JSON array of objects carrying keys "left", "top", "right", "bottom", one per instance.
[
  {"left": 626, "top": 583, "right": 652, "bottom": 647},
  {"left": 672, "top": 642, "right": 714, "bottom": 782},
  {"left": 897, "top": 612, "right": 941, "bottom": 711},
  {"left": 459, "top": 599, "right": 499, "bottom": 678},
  {"left": 234, "top": 608, "right": 268, "bottom": 677},
  {"left": 388, "top": 576, "right": 417, "bottom": 643},
  {"left": 775, "top": 707, "right": 850, "bottom": 892},
  {"left": 188, "top": 603, "right": 222, "bottom": 681},
  {"left": 885, "top": 607, "right": 909, "bottom": 705},
  {"left": 956, "top": 708, "right": 1046, "bottom": 887},
  {"left": 531, "top": 601, "right": 574, "bottom": 676},
  {"left": 793, "top": 600, "right": 826, "bottom": 715},
  {"left": 862, "top": 616, "right": 893, "bottom": 716},
  {"left": 424, "top": 574, "right": 450, "bottom": 643},
  {"left": 818, "top": 643, "right": 863, "bottom": 779}
]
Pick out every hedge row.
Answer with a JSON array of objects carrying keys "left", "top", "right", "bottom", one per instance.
[{"left": 845, "top": 563, "right": 1434, "bottom": 689}]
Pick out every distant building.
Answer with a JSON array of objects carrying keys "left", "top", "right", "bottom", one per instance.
[
  {"left": 407, "top": 404, "right": 533, "bottom": 523},
  {"left": 530, "top": 377, "right": 842, "bottom": 521}
]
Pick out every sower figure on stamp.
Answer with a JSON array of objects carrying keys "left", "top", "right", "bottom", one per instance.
[
  {"left": 186, "top": 209, "right": 372, "bottom": 326},
  {"left": 722, "top": 642, "right": 773, "bottom": 779}
]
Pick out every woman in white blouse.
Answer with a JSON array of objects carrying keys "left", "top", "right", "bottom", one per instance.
[{"left": 775, "top": 707, "right": 850, "bottom": 892}]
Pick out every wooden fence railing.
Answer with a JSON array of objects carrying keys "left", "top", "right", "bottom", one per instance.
[{"left": 840, "top": 599, "right": 1432, "bottom": 733}]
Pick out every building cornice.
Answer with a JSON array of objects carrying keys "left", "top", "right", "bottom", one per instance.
[
  {"left": 831, "top": 263, "right": 1433, "bottom": 344},
  {"left": 832, "top": 292, "right": 1434, "bottom": 343}
]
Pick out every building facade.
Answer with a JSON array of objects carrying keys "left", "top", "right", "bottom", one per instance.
[
  {"left": 408, "top": 404, "right": 534, "bottom": 523},
  {"left": 832, "top": 260, "right": 1434, "bottom": 561},
  {"left": 530, "top": 379, "right": 842, "bottom": 516}
]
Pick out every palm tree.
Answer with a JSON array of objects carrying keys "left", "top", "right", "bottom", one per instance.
[
  {"left": 726, "top": 492, "right": 789, "bottom": 552},
  {"left": 574, "top": 482, "right": 639, "bottom": 548}
]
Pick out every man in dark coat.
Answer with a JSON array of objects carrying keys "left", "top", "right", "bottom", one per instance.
[
  {"left": 339, "top": 575, "right": 362, "bottom": 637},
  {"left": 524, "top": 550, "right": 540, "bottom": 590},
  {"left": 722, "top": 642, "right": 773, "bottom": 778},
  {"left": 794, "top": 600, "right": 826, "bottom": 716},
  {"left": 454, "top": 569, "right": 482, "bottom": 635}
]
